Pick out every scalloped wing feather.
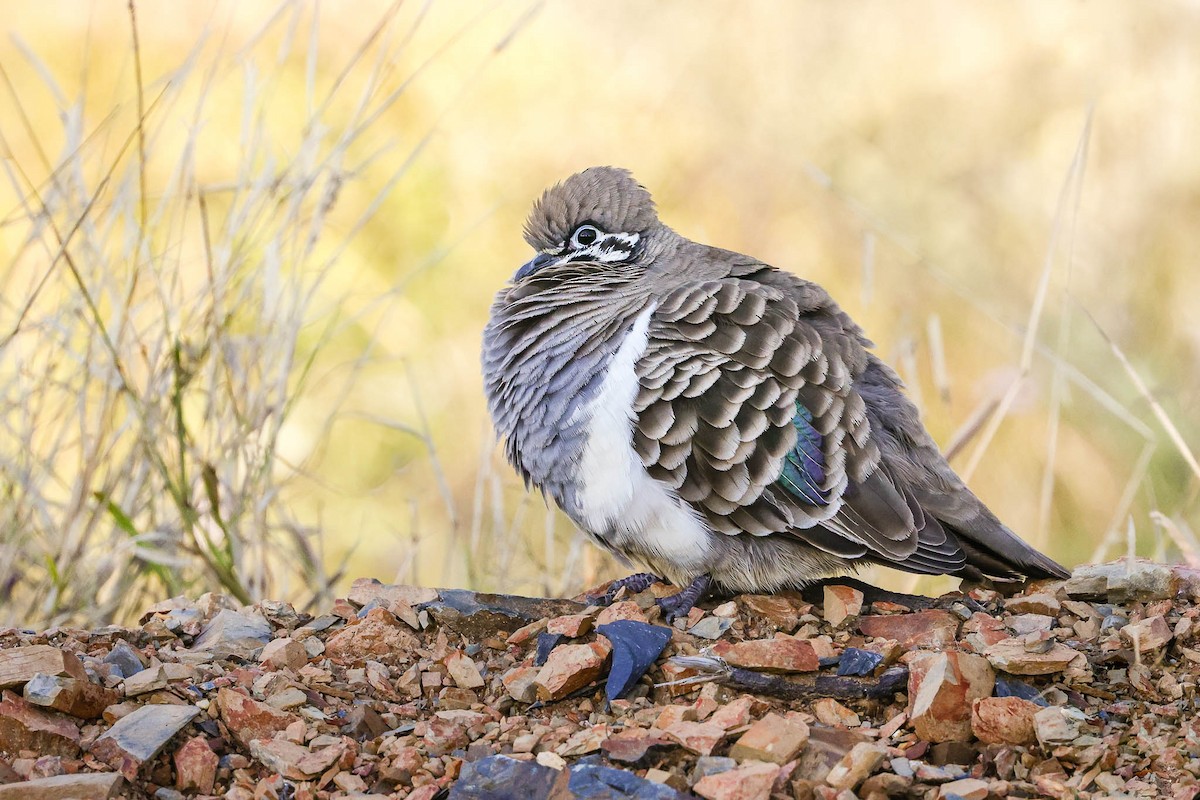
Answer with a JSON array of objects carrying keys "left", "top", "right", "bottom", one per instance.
[{"left": 632, "top": 276, "right": 926, "bottom": 563}]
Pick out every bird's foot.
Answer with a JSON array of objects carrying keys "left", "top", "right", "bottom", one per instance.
[
  {"left": 657, "top": 574, "right": 713, "bottom": 624},
  {"left": 588, "top": 572, "right": 665, "bottom": 606}
]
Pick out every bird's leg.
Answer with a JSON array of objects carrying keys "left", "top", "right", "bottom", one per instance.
[
  {"left": 589, "top": 572, "right": 665, "bottom": 606},
  {"left": 800, "top": 576, "right": 986, "bottom": 613},
  {"left": 657, "top": 573, "right": 713, "bottom": 623}
]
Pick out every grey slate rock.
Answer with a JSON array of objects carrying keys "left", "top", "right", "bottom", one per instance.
[
  {"left": 687, "top": 616, "right": 732, "bottom": 640},
  {"left": 995, "top": 677, "right": 1049, "bottom": 706},
  {"left": 1064, "top": 561, "right": 1175, "bottom": 601},
  {"left": 104, "top": 640, "right": 146, "bottom": 679},
  {"left": 426, "top": 590, "right": 586, "bottom": 639},
  {"left": 597, "top": 620, "right": 672, "bottom": 703},
  {"left": 161, "top": 606, "right": 204, "bottom": 634},
  {"left": 837, "top": 647, "right": 885, "bottom": 677},
  {"left": 568, "top": 758, "right": 693, "bottom": 799},
  {"left": 190, "top": 608, "right": 271, "bottom": 660},
  {"left": 90, "top": 703, "right": 199, "bottom": 770},
  {"left": 449, "top": 754, "right": 562, "bottom": 799},
  {"left": 692, "top": 756, "right": 738, "bottom": 780}
]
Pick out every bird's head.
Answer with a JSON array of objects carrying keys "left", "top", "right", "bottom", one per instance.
[{"left": 515, "top": 166, "right": 662, "bottom": 281}]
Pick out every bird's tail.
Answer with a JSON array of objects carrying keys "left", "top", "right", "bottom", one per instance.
[{"left": 918, "top": 490, "right": 1070, "bottom": 581}]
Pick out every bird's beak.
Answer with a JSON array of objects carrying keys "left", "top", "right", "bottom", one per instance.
[{"left": 513, "top": 253, "right": 554, "bottom": 281}]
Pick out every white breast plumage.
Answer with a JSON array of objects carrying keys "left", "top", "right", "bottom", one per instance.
[{"left": 572, "top": 305, "right": 713, "bottom": 573}]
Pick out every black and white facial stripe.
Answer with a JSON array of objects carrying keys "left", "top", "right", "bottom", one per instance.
[
  {"left": 514, "top": 222, "right": 642, "bottom": 281},
  {"left": 560, "top": 223, "right": 641, "bottom": 265}
]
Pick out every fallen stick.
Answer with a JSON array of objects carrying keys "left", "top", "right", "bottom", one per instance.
[{"left": 663, "top": 656, "right": 909, "bottom": 701}]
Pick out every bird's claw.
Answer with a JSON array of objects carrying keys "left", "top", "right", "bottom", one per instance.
[
  {"left": 655, "top": 573, "right": 714, "bottom": 625},
  {"left": 587, "top": 572, "right": 663, "bottom": 607},
  {"left": 656, "top": 594, "right": 694, "bottom": 624}
]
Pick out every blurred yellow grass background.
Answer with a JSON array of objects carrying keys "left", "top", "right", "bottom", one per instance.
[{"left": 1, "top": 2, "right": 1198, "bottom": 626}]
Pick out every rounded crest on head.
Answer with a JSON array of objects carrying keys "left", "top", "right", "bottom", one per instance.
[{"left": 523, "top": 166, "right": 658, "bottom": 251}]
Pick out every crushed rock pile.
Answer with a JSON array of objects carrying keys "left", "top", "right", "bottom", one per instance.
[{"left": 0, "top": 559, "right": 1198, "bottom": 799}]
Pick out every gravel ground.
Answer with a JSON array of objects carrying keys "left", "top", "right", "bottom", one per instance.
[{"left": 0, "top": 559, "right": 1197, "bottom": 800}]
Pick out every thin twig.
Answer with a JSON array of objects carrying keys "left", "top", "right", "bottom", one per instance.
[
  {"left": 1080, "top": 304, "right": 1200, "bottom": 487},
  {"left": 961, "top": 109, "right": 1093, "bottom": 481}
]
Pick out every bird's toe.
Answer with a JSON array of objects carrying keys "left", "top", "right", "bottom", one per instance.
[
  {"left": 588, "top": 572, "right": 664, "bottom": 606},
  {"left": 654, "top": 573, "right": 713, "bottom": 623}
]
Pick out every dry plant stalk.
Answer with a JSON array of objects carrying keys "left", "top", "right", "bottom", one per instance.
[{"left": 0, "top": 2, "right": 423, "bottom": 627}]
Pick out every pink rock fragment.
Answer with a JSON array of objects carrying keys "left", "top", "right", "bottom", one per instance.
[
  {"left": 1121, "top": 615, "right": 1172, "bottom": 654},
  {"left": 983, "top": 639, "right": 1078, "bottom": 675},
  {"left": 174, "top": 735, "right": 218, "bottom": 794},
  {"left": 501, "top": 664, "right": 539, "bottom": 703},
  {"left": 709, "top": 695, "right": 756, "bottom": 730},
  {"left": 533, "top": 640, "right": 611, "bottom": 701},
  {"left": 323, "top": 607, "right": 420, "bottom": 666},
  {"left": 812, "top": 697, "right": 861, "bottom": 728},
  {"left": 711, "top": 637, "right": 818, "bottom": 673},
  {"left": 596, "top": 601, "right": 648, "bottom": 626},
  {"left": 1003, "top": 593, "right": 1062, "bottom": 616},
  {"left": 694, "top": 760, "right": 780, "bottom": 800},
  {"left": 662, "top": 720, "right": 727, "bottom": 756},
  {"left": 907, "top": 651, "right": 994, "bottom": 742},
  {"left": 823, "top": 585, "right": 865, "bottom": 628},
  {"left": 728, "top": 712, "right": 809, "bottom": 764},
  {"left": 215, "top": 688, "right": 298, "bottom": 748},
  {"left": 546, "top": 613, "right": 594, "bottom": 637},
  {"left": 258, "top": 637, "right": 308, "bottom": 671},
  {"left": 444, "top": 650, "right": 485, "bottom": 689},
  {"left": 970, "top": 696, "right": 1039, "bottom": 745},
  {"left": 858, "top": 610, "right": 959, "bottom": 649},
  {"left": 0, "top": 690, "right": 80, "bottom": 757}
]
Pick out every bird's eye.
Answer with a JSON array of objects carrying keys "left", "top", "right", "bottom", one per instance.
[{"left": 570, "top": 224, "right": 601, "bottom": 249}]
